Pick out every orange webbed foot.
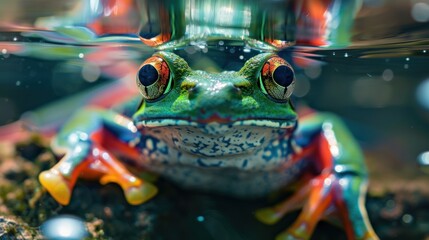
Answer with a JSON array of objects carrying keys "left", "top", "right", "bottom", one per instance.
[
  {"left": 256, "top": 172, "right": 379, "bottom": 240},
  {"left": 39, "top": 168, "right": 73, "bottom": 205},
  {"left": 39, "top": 142, "right": 158, "bottom": 206}
]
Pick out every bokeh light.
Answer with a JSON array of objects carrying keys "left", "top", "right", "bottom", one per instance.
[
  {"left": 382, "top": 69, "right": 394, "bottom": 81},
  {"left": 411, "top": 2, "right": 429, "bottom": 22},
  {"left": 304, "top": 65, "right": 322, "bottom": 79},
  {"left": 0, "top": 98, "right": 17, "bottom": 124},
  {"left": 416, "top": 78, "right": 429, "bottom": 110},
  {"left": 41, "top": 215, "right": 88, "bottom": 240},
  {"left": 352, "top": 77, "right": 393, "bottom": 107},
  {"left": 81, "top": 63, "right": 101, "bottom": 82},
  {"left": 418, "top": 151, "right": 429, "bottom": 166},
  {"left": 294, "top": 74, "right": 311, "bottom": 97}
]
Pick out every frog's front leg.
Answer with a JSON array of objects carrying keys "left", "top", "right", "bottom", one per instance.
[
  {"left": 256, "top": 113, "right": 378, "bottom": 240},
  {"left": 38, "top": 107, "right": 157, "bottom": 205}
]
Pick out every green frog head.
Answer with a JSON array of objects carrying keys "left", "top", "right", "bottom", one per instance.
[{"left": 133, "top": 51, "right": 297, "bottom": 157}]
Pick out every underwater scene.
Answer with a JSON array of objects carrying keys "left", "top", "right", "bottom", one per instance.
[{"left": 0, "top": 0, "right": 429, "bottom": 239}]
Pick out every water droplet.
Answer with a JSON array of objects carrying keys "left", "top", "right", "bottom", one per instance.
[
  {"left": 16, "top": 81, "right": 21, "bottom": 86},
  {"left": 332, "top": 52, "right": 336, "bottom": 56},
  {"left": 423, "top": 50, "right": 427, "bottom": 53},
  {"left": 78, "top": 53, "right": 84, "bottom": 58},
  {"left": 13, "top": 37, "right": 17, "bottom": 41},
  {"left": 344, "top": 53, "right": 349, "bottom": 57},
  {"left": 405, "top": 57, "right": 410, "bottom": 61},
  {"left": 239, "top": 55, "right": 244, "bottom": 60},
  {"left": 404, "top": 64, "right": 409, "bottom": 69},
  {"left": 1, "top": 49, "right": 7, "bottom": 54},
  {"left": 218, "top": 40, "right": 224, "bottom": 46}
]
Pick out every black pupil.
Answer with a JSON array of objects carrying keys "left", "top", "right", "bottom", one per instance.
[
  {"left": 273, "top": 65, "right": 294, "bottom": 87},
  {"left": 139, "top": 64, "right": 159, "bottom": 86}
]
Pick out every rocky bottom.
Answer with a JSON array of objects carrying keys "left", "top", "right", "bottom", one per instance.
[{"left": 0, "top": 136, "right": 428, "bottom": 240}]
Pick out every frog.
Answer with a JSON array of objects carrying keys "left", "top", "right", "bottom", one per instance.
[{"left": 38, "top": 51, "right": 379, "bottom": 240}]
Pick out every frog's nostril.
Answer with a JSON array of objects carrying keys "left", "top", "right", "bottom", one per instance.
[
  {"left": 232, "top": 86, "right": 243, "bottom": 97},
  {"left": 227, "top": 86, "right": 244, "bottom": 100},
  {"left": 188, "top": 86, "right": 200, "bottom": 100},
  {"left": 234, "top": 82, "right": 252, "bottom": 96}
]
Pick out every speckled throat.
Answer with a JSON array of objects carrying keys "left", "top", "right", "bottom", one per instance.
[{"left": 133, "top": 120, "right": 301, "bottom": 198}]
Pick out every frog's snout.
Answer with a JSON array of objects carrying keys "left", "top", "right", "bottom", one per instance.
[{"left": 188, "top": 82, "right": 243, "bottom": 108}]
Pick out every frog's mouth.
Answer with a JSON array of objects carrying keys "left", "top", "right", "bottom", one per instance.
[
  {"left": 134, "top": 114, "right": 296, "bottom": 158},
  {"left": 134, "top": 113, "right": 297, "bottom": 130}
]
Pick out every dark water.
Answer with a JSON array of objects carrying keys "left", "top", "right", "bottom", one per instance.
[{"left": 1, "top": 0, "right": 429, "bottom": 239}]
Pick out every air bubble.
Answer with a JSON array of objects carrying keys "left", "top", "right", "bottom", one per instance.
[
  {"left": 82, "top": 63, "right": 101, "bottom": 82},
  {"left": 402, "top": 214, "right": 413, "bottom": 224},
  {"left": 418, "top": 151, "right": 429, "bottom": 165},
  {"left": 184, "top": 46, "right": 197, "bottom": 54},
  {"left": 416, "top": 79, "right": 429, "bottom": 110},
  {"left": 304, "top": 65, "right": 322, "bottom": 79},
  {"left": 293, "top": 74, "right": 310, "bottom": 97},
  {"left": 41, "top": 215, "right": 88, "bottom": 240},
  {"left": 196, "top": 216, "right": 205, "bottom": 222},
  {"left": 382, "top": 69, "right": 394, "bottom": 81}
]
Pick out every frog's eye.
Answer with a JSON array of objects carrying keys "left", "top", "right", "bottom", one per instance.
[
  {"left": 136, "top": 56, "right": 172, "bottom": 101},
  {"left": 259, "top": 56, "right": 295, "bottom": 102}
]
